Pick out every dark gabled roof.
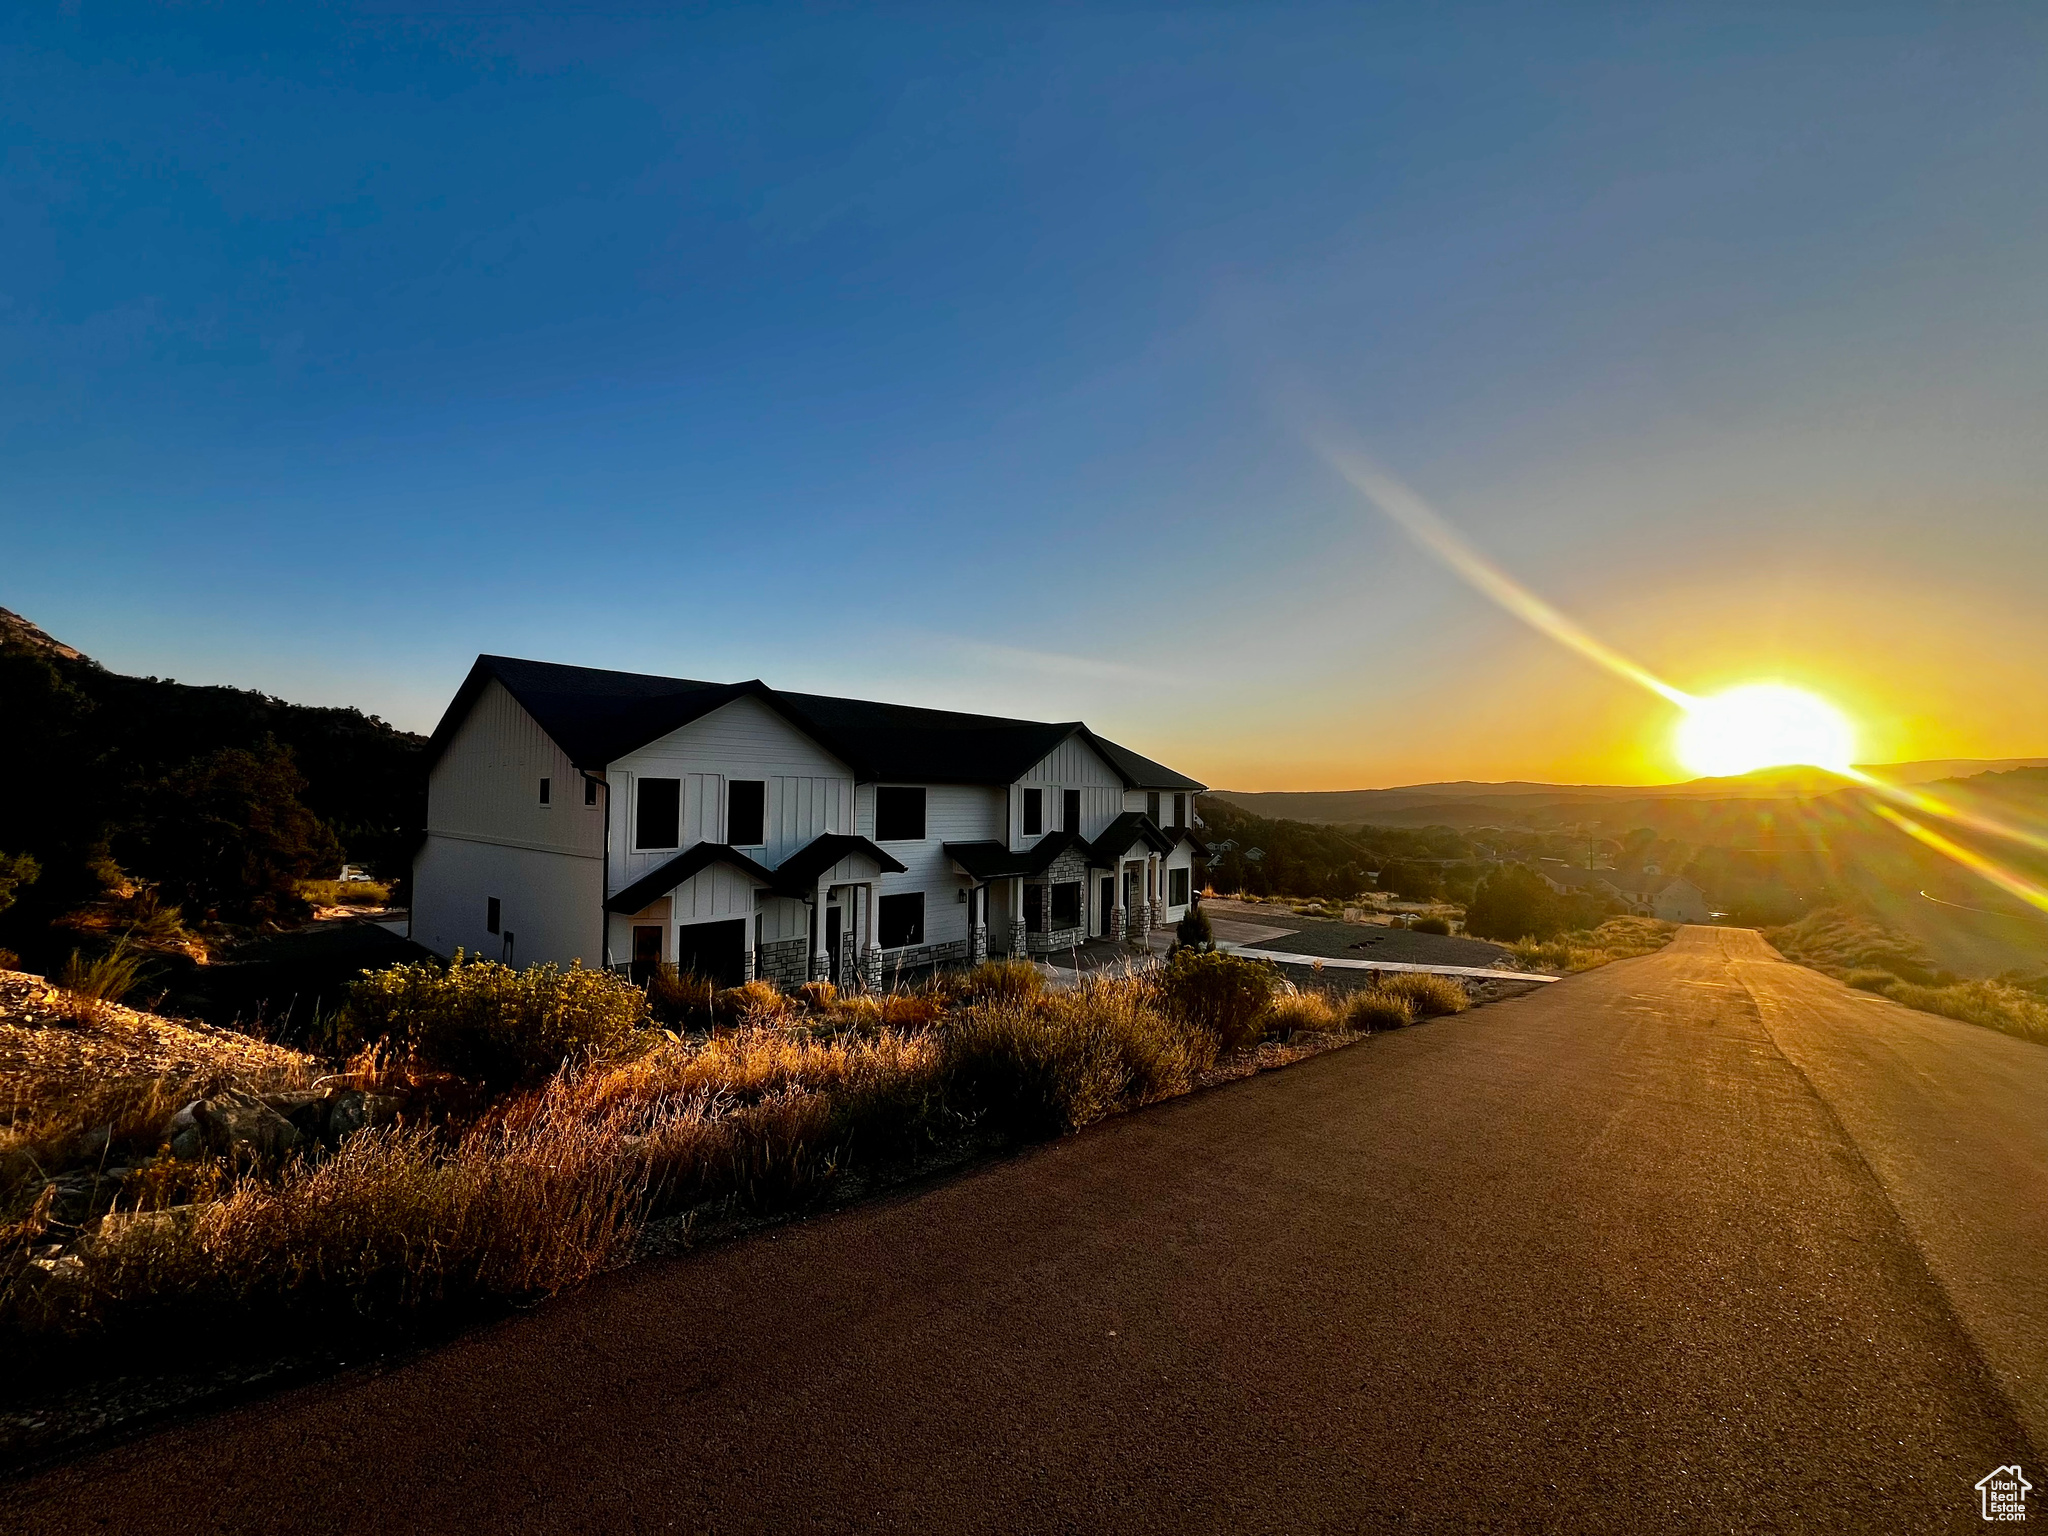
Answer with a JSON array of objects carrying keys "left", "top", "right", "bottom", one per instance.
[
  {"left": 774, "top": 691, "right": 1081, "bottom": 786},
  {"left": 428, "top": 654, "right": 1205, "bottom": 791},
  {"left": 943, "top": 829, "right": 1094, "bottom": 882},
  {"left": 770, "top": 833, "right": 909, "bottom": 895},
  {"left": 1084, "top": 733, "right": 1207, "bottom": 792},
  {"left": 430, "top": 656, "right": 802, "bottom": 772},
  {"left": 605, "top": 843, "right": 778, "bottom": 914},
  {"left": 1090, "top": 812, "right": 1177, "bottom": 864}
]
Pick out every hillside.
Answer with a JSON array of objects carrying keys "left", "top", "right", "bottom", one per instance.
[{"left": 0, "top": 607, "right": 426, "bottom": 961}]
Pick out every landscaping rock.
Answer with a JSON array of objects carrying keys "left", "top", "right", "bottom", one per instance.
[
  {"left": 323, "top": 1090, "right": 401, "bottom": 1140},
  {"left": 167, "top": 1090, "right": 301, "bottom": 1162},
  {"left": 40, "top": 1168, "right": 125, "bottom": 1226},
  {"left": 262, "top": 1092, "right": 330, "bottom": 1139}
]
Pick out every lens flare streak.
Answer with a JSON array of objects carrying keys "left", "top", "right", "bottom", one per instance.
[{"left": 1872, "top": 805, "right": 2048, "bottom": 916}]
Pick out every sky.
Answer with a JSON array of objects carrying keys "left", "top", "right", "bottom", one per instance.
[{"left": 5, "top": 3, "right": 2047, "bottom": 789}]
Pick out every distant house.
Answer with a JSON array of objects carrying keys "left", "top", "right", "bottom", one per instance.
[
  {"left": 1535, "top": 860, "right": 1712, "bottom": 924},
  {"left": 412, "top": 656, "right": 1205, "bottom": 987}
]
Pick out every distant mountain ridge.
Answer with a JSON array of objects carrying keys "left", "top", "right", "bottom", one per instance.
[{"left": 1210, "top": 758, "right": 2048, "bottom": 829}]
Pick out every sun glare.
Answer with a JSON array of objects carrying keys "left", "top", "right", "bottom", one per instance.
[{"left": 1674, "top": 684, "right": 1856, "bottom": 779}]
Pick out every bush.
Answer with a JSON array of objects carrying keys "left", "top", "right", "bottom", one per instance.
[
  {"left": 55, "top": 941, "right": 148, "bottom": 1023},
  {"left": 1509, "top": 917, "right": 1675, "bottom": 974},
  {"left": 794, "top": 980, "right": 838, "bottom": 1012},
  {"left": 1765, "top": 908, "right": 1941, "bottom": 985},
  {"left": 340, "top": 956, "right": 647, "bottom": 1088},
  {"left": 1867, "top": 977, "right": 2048, "bottom": 1046},
  {"left": 1174, "top": 899, "right": 1215, "bottom": 952},
  {"left": 1844, "top": 968, "right": 1898, "bottom": 994},
  {"left": 1263, "top": 988, "right": 1341, "bottom": 1038},
  {"left": 1380, "top": 972, "right": 1469, "bottom": 1018},
  {"left": 713, "top": 980, "right": 788, "bottom": 1026},
  {"left": 938, "top": 982, "right": 1215, "bottom": 1139},
  {"left": 1341, "top": 988, "right": 1414, "bottom": 1031},
  {"left": 1155, "top": 948, "right": 1278, "bottom": 1052},
  {"left": 1410, "top": 915, "right": 1451, "bottom": 936}
]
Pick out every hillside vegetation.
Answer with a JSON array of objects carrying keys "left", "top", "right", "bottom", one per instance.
[
  {"left": 1767, "top": 907, "right": 2048, "bottom": 1046},
  {"left": 0, "top": 611, "right": 425, "bottom": 975}
]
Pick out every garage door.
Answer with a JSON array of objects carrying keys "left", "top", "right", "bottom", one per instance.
[{"left": 674, "top": 918, "right": 748, "bottom": 987}]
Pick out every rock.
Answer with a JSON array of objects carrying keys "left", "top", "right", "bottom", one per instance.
[
  {"left": 262, "top": 1092, "right": 329, "bottom": 1139},
  {"left": 90, "top": 1205, "right": 198, "bottom": 1251},
  {"left": 167, "top": 1089, "right": 301, "bottom": 1162},
  {"left": 40, "top": 1168, "right": 125, "bottom": 1226},
  {"left": 324, "top": 1090, "right": 402, "bottom": 1140}
]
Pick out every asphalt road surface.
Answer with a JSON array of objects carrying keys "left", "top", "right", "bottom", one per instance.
[{"left": 9, "top": 927, "right": 2045, "bottom": 1533}]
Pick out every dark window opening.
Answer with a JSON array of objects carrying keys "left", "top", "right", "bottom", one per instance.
[
  {"left": 879, "top": 892, "right": 924, "bottom": 948},
  {"left": 875, "top": 786, "right": 927, "bottom": 842},
  {"left": 1051, "top": 880, "right": 1082, "bottom": 927},
  {"left": 675, "top": 919, "right": 747, "bottom": 987},
  {"left": 584, "top": 777, "right": 599, "bottom": 806},
  {"left": 1173, "top": 793, "right": 1186, "bottom": 828},
  {"left": 1063, "top": 788, "right": 1081, "bottom": 832},
  {"left": 636, "top": 777, "right": 681, "bottom": 849},
  {"left": 728, "top": 779, "right": 766, "bottom": 846},
  {"left": 1023, "top": 787, "right": 1044, "bottom": 836},
  {"left": 1146, "top": 791, "right": 1161, "bottom": 822},
  {"left": 1169, "top": 868, "right": 1191, "bottom": 906},
  {"left": 539, "top": 777, "right": 550, "bottom": 805},
  {"left": 486, "top": 896, "right": 501, "bottom": 935},
  {"left": 1024, "top": 883, "right": 1046, "bottom": 932}
]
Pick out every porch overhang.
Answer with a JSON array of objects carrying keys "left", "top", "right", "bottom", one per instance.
[
  {"left": 606, "top": 843, "right": 779, "bottom": 914},
  {"left": 771, "top": 833, "right": 909, "bottom": 897}
]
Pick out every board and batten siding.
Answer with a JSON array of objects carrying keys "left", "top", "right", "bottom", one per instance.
[
  {"left": 854, "top": 782, "right": 1003, "bottom": 951},
  {"left": 607, "top": 694, "right": 854, "bottom": 904},
  {"left": 413, "top": 678, "right": 605, "bottom": 966},
  {"left": 1010, "top": 735, "right": 1123, "bottom": 850}
]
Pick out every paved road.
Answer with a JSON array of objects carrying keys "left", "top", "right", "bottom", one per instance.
[{"left": 9, "top": 928, "right": 2045, "bottom": 1533}]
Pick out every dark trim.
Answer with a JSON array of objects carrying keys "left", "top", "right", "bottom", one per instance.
[
  {"left": 1088, "top": 812, "right": 1177, "bottom": 865},
  {"left": 943, "top": 828, "right": 1092, "bottom": 882},
  {"left": 771, "top": 833, "right": 909, "bottom": 896},
  {"left": 605, "top": 843, "right": 778, "bottom": 915}
]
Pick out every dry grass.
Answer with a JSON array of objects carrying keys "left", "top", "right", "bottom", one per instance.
[
  {"left": 1378, "top": 972, "right": 1470, "bottom": 1018},
  {"left": 1263, "top": 988, "right": 1343, "bottom": 1037},
  {"left": 1340, "top": 988, "right": 1415, "bottom": 1032},
  {"left": 1509, "top": 917, "right": 1676, "bottom": 974},
  {"left": 1769, "top": 913, "right": 2048, "bottom": 1047},
  {"left": 300, "top": 879, "right": 393, "bottom": 908},
  {"left": 1876, "top": 978, "right": 2048, "bottom": 1045}
]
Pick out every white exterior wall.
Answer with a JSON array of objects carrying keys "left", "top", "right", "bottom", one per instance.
[
  {"left": 1010, "top": 736, "right": 1123, "bottom": 852},
  {"left": 608, "top": 695, "right": 854, "bottom": 904},
  {"left": 1123, "top": 786, "right": 1192, "bottom": 825},
  {"left": 606, "top": 863, "right": 762, "bottom": 963},
  {"left": 857, "top": 782, "right": 1003, "bottom": 951},
  {"left": 414, "top": 678, "right": 604, "bottom": 966}
]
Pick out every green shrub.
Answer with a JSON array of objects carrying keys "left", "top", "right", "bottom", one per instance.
[
  {"left": 1410, "top": 915, "right": 1451, "bottom": 936},
  {"left": 1174, "top": 900, "right": 1215, "bottom": 952},
  {"left": 341, "top": 955, "right": 647, "bottom": 1087},
  {"left": 1843, "top": 968, "right": 1898, "bottom": 994},
  {"left": 1156, "top": 948, "right": 1278, "bottom": 1052},
  {"left": 1341, "top": 988, "right": 1414, "bottom": 1031},
  {"left": 1380, "top": 972, "right": 1469, "bottom": 1018}
]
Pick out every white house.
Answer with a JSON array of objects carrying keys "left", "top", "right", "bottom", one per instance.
[{"left": 411, "top": 656, "right": 1206, "bottom": 988}]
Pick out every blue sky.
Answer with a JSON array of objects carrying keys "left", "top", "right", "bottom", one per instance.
[{"left": 5, "top": 4, "right": 2046, "bottom": 785}]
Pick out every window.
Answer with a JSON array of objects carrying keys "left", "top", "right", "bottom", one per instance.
[
  {"left": 487, "top": 897, "right": 501, "bottom": 935},
  {"left": 1063, "top": 789, "right": 1081, "bottom": 832},
  {"left": 1146, "top": 791, "right": 1161, "bottom": 822},
  {"left": 584, "top": 777, "right": 599, "bottom": 807},
  {"left": 728, "top": 779, "right": 766, "bottom": 846},
  {"left": 875, "top": 786, "right": 926, "bottom": 841},
  {"left": 636, "top": 777, "right": 681, "bottom": 849},
  {"left": 878, "top": 891, "right": 924, "bottom": 948},
  {"left": 1051, "top": 880, "right": 1082, "bottom": 927},
  {"left": 539, "top": 777, "right": 550, "bottom": 805},
  {"left": 1023, "top": 787, "right": 1044, "bottom": 836},
  {"left": 1173, "top": 793, "right": 1186, "bottom": 828},
  {"left": 1169, "top": 868, "right": 1191, "bottom": 906}
]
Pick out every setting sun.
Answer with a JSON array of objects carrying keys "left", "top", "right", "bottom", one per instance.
[{"left": 1674, "top": 683, "right": 1856, "bottom": 778}]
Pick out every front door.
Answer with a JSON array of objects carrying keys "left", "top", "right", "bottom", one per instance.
[
  {"left": 826, "top": 904, "right": 844, "bottom": 977},
  {"left": 631, "top": 925, "right": 662, "bottom": 985},
  {"left": 1099, "top": 877, "right": 1114, "bottom": 937}
]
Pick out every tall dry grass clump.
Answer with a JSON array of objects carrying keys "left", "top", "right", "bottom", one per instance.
[
  {"left": 1262, "top": 988, "right": 1342, "bottom": 1037},
  {"left": 1340, "top": 988, "right": 1414, "bottom": 1032},
  {"left": 1156, "top": 949, "right": 1277, "bottom": 1051},
  {"left": 939, "top": 977, "right": 1216, "bottom": 1138},
  {"left": 1378, "top": 972, "right": 1470, "bottom": 1018},
  {"left": 54, "top": 942, "right": 149, "bottom": 1024}
]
